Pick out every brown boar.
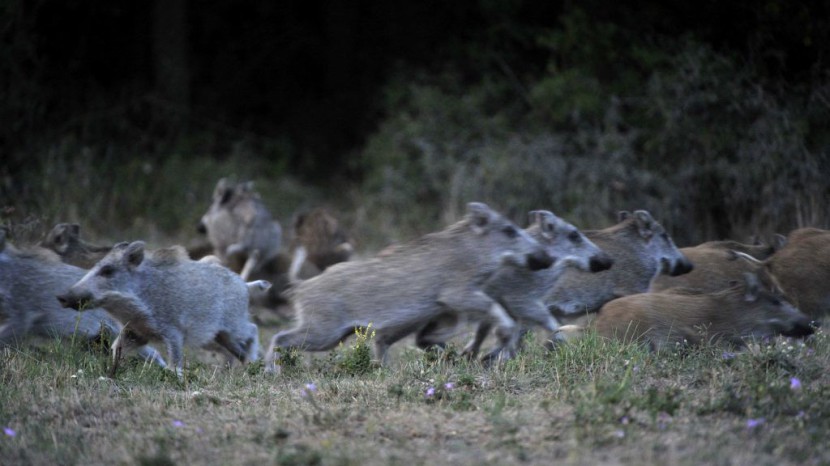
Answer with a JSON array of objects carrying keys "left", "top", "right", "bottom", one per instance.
[
  {"left": 593, "top": 272, "right": 814, "bottom": 350},
  {"left": 764, "top": 227, "right": 830, "bottom": 319},
  {"left": 651, "top": 237, "right": 784, "bottom": 293}
]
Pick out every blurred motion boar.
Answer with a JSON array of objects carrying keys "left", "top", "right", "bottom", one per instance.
[
  {"left": 40, "top": 223, "right": 112, "bottom": 269},
  {"left": 264, "top": 202, "right": 554, "bottom": 373},
  {"left": 651, "top": 237, "right": 785, "bottom": 293},
  {"left": 58, "top": 241, "right": 260, "bottom": 376},
  {"left": 289, "top": 207, "right": 353, "bottom": 275},
  {"left": 199, "top": 178, "right": 282, "bottom": 281},
  {"left": 546, "top": 210, "right": 693, "bottom": 319},
  {"left": 0, "top": 229, "right": 165, "bottom": 366},
  {"left": 254, "top": 207, "right": 354, "bottom": 310},
  {"left": 593, "top": 272, "right": 814, "bottom": 350}
]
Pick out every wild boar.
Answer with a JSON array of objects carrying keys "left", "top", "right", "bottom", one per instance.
[
  {"left": 593, "top": 272, "right": 814, "bottom": 350},
  {"left": 263, "top": 202, "right": 554, "bottom": 373},
  {"left": 58, "top": 241, "right": 260, "bottom": 376},
  {"left": 199, "top": 178, "right": 282, "bottom": 281},
  {"left": 546, "top": 210, "right": 693, "bottom": 320},
  {"left": 0, "top": 230, "right": 165, "bottom": 367}
]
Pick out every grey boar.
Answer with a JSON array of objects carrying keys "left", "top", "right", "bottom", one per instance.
[
  {"left": 263, "top": 202, "right": 554, "bottom": 373},
  {"left": 763, "top": 227, "right": 830, "bottom": 319},
  {"left": 651, "top": 237, "right": 785, "bottom": 293},
  {"left": 40, "top": 223, "right": 112, "bottom": 269},
  {"left": 199, "top": 178, "right": 282, "bottom": 281},
  {"left": 419, "top": 210, "right": 613, "bottom": 361},
  {"left": 0, "top": 230, "right": 165, "bottom": 366},
  {"left": 592, "top": 272, "right": 814, "bottom": 350},
  {"left": 545, "top": 210, "right": 693, "bottom": 320},
  {"left": 58, "top": 241, "right": 260, "bottom": 376}
]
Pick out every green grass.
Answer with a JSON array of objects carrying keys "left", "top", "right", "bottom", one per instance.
[{"left": 1, "top": 323, "right": 827, "bottom": 465}]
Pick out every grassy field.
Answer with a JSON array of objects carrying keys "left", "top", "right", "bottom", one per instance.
[{"left": 1, "top": 313, "right": 827, "bottom": 466}]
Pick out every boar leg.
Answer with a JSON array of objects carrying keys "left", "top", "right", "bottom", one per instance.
[{"left": 238, "top": 249, "right": 261, "bottom": 281}]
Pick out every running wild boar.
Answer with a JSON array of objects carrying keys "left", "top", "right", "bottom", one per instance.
[
  {"left": 264, "top": 202, "right": 554, "bottom": 373},
  {"left": 593, "top": 272, "right": 813, "bottom": 350},
  {"left": 199, "top": 178, "right": 282, "bottom": 281},
  {"left": 58, "top": 241, "right": 260, "bottom": 376}
]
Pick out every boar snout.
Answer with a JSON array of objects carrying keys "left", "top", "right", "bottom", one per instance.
[
  {"left": 782, "top": 318, "right": 817, "bottom": 338},
  {"left": 589, "top": 253, "right": 614, "bottom": 273},
  {"left": 57, "top": 290, "right": 94, "bottom": 310},
  {"left": 196, "top": 220, "right": 207, "bottom": 235},
  {"left": 666, "top": 257, "right": 694, "bottom": 276},
  {"left": 526, "top": 250, "right": 554, "bottom": 271}
]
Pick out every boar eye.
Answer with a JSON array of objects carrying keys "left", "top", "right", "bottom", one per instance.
[
  {"left": 568, "top": 231, "right": 582, "bottom": 243},
  {"left": 98, "top": 266, "right": 115, "bottom": 278},
  {"left": 502, "top": 226, "right": 518, "bottom": 239}
]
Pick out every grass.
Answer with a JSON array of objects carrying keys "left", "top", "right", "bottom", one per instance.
[{"left": 1, "top": 321, "right": 828, "bottom": 465}]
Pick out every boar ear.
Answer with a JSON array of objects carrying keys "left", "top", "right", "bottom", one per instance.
[
  {"left": 68, "top": 223, "right": 81, "bottom": 237},
  {"left": 293, "top": 211, "right": 308, "bottom": 231},
  {"left": 772, "top": 233, "right": 787, "bottom": 251},
  {"left": 467, "top": 202, "right": 495, "bottom": 234},
  {"left": 743, "top": 272, "right": 760, "bottom": 302},
  {"left": 214, "top": 178, "right": 233, "bottom": 204},
  {"left": 528, "top": 210, "right": 542, "bottom": 226},
  {"left": 124, "top": 241, "right": 146, "bottom": 268},
  {"left": 617, "top": 211, "right": 631, "bottom": 222},
  {"left": 633, "top": 210, "right": 655, "bottom": 240},
  {"left": 534, "top": 211, "right": 557, "bottom": 238}
]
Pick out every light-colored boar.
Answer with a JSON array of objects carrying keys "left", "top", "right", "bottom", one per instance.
[
  {"left": 545, "top": 210, "right": 693, "bottom": 320},
  {"left": 419, "top": 210, "right": 613, "bottom": 361},
  {"left": 199, "top": 178, "right": 282, "bottom": 281},
  {"left": 764, "top": 227, "right": 830, "bottom": 319},
  {"left": 593, "top": 272, "right": 814, "bottom": 350},
  {"left": 263, "top": 202, "right": 554, "bottom": 373},
  {"left": 0, "top": 230, "right": 165, "bottom": 366},
  {"left": 40, "top": 223, "right": 112, "bottom": 269},
  {"left": 651, "top": 238, "right": 785, "bottom": 293},
  {"left": 58, "top": 241, "right": 260, "bottom": 376}
]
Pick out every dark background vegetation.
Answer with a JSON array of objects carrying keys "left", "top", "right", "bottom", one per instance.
[{"left": 2, "top": 0, "right": 829, "bottom": 248}]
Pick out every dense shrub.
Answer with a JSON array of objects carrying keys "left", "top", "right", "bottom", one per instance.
[{"left": 359, "top": 36, "right": 829, "bottom": 246}]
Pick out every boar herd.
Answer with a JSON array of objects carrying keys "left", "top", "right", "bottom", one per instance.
[{"left": 0, "top": 177, "right": 825, "bottom": 378}]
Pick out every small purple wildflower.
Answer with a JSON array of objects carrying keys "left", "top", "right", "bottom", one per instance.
[
  {"left": 305, "top": 383, "right": 317, "bottom": 393},
  {"left": 444, "top": 382, "right": 454, "bottom": 391},
  {"left": 722, "top": 352, "right": 736, "bottom": 360},
  {"left": 3, "top": 427, "right": 15, "bottom": 437},
  {"left": 613, "top": 429, "right": 625, "bottom": 439},
  {"left": 657, "top": 412, "right": 672, "bottom": 430},
  {"left": 790, "top": 377, "right": 802, "bottom": 391},
  {"left": 171, "top": 420, "right": 185, "bottom": 428},
  {"left": 746, "top": 418, "right": 765, "bottom": 429},
  {"left": 619, "top": 416, "right": 630, "bottom": 425},
  {"left": 425, "top": 387, "right": 435, "bottom": 398},
  {"left": 796, "top": 411, "right": 806, "bottom": 419}
]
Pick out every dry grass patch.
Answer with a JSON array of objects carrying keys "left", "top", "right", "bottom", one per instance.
[{"left": 0, "top": 323, "right": 828, "bottom": 465}]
